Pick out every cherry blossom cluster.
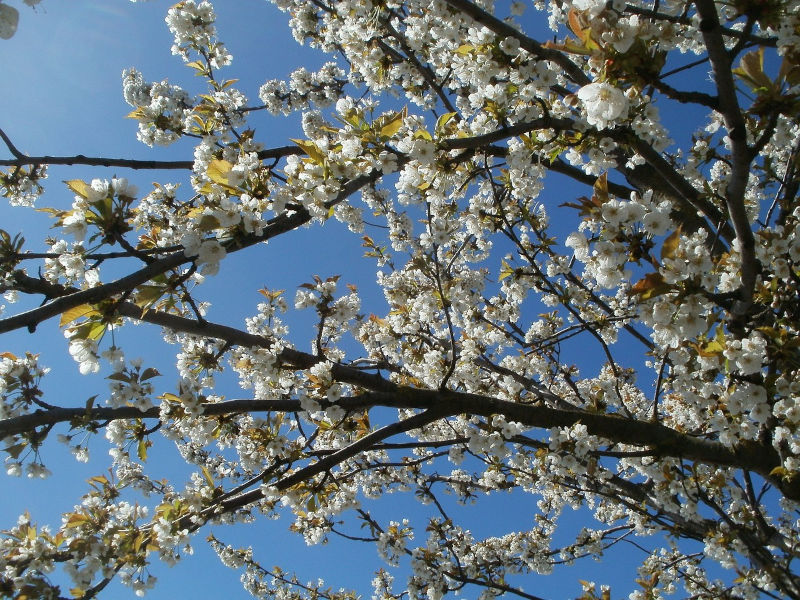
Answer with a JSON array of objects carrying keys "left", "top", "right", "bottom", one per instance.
[{"left": 2, "top": 0, "right": 800, "bottom": 597}]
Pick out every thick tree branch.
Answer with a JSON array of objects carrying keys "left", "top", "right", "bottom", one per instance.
[
  {"left": 440, "top": 118, "right": 574, "bottom": 151},
  {"left": 648, "top": 79, "right": 719, "bottom": 109},
  {"left": 0, "top": 144, "right": 304, "bottom": 170},
  {"left": 7, "top": 290, "right": 796, "bottom": 501},
  {"left": 206, "top": 408, "right": 449, "bottom": 514},
  {"left": 694, "top": 0, "right": 759, "bottom": 310},
  {"left": 0, "top": 168, "right": 382, "bottom": 335}
]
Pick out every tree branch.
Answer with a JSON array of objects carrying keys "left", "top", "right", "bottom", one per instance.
[
  {"left": 694, "top": 0, "right": 759, "bottom": 310},
  {"left": 0, "top": 143, "right": 303, "bottom": 170},
  {"left": 441, "top": 0, "right": 590, "bottom": 86}
]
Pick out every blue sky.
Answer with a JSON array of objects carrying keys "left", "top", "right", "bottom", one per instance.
[{"left": 0, "top": 1, "right": 724, "bottom": 598}]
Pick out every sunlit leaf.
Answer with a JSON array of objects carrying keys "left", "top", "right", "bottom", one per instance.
[
  {"left": 138, "top": 439, "right": 150, "bottom": 462},
  {"left": 378, "top": 111, "right": 404, "bottom": 138},
  {"left": 660, "top": 228, "right": 682, "bottom": 261},
  {"left": 134, "top": 285, "right": 165, "bottom": 309},
  {"left": 207, "top": 159, "right": 234, "bottom": 185},
  {"left": 63, "top": 513, "right": 90, "bottom": 529},
  {"left": 4, "top": 442, "right": 26, "bottom": 460},
  {"left": 201, "top": 466, "right": 215, "bottom": 488},
  {"left": 125, "top": 107, "right": 149, "bottom": 121},
  {"left": 435, "top": 112, "right": 458, "bottom": 135},
  {"left": 64, "top": 179, "right": 90, "bottom": 200},
  {"left": 290, "top": 139, "right": 326, "bottom": 164},
  {"left": 593, "top": 172, "right": 609, "bottom": 204},
  {"left": 733, "top": 48, "right": 774, "bottom": 92},
  {"left": 413, "top": 129, "right": 433, "bottom": 141},
  {"left": 59, "top": 304, "right": 100, "bottom": 327},
  {"left": 630, "top": 272, "right": 671, "bottom": 300}
]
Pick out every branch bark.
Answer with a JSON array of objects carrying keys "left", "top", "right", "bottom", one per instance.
[
  {"left": 694, "top": 0, "right": 759, "bottom": 310},
  {"left": 4, "top": 293, "right": 797, "bottom": 502},
  {"left": 0, "top": 144, "right": 303, "bottom": 170}
]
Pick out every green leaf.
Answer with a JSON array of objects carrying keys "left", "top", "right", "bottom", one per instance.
[
  {"left": 413, "top": 129, "right": 433, "bottom": 142},
  {"left": 207, "top": 159, "right": 234, "bottom": 185},
  {"left": 660, "top": 228, "right": 681, "bottom": 261},
  {"left": 435, "top": 112, "right": 458, "bottom": 135},
  {"left": 733, "top": 48, "right": 774, "bottom": 92},
  {"left": 779, "top": 55, "right": 800, "bottom": 86},
  {"left": 133, "top": 285, "right": 165, "bottom": 309},
  {"left": 71, "top": 320, "right": 106, "bottom": 341},
  {"left": 107, "top": 372, "right": 131, "bottom": 383},
  {"left": 593, "top": 173, "right": 609, "bottom": 204},
  {"left": 4, "top": 442, "right": 27, "bottom": 460},
  {"left": 630, "top": 272, "right": 671, "bottom": 300},
  {"left": 137, "top": 439, "right": 150, "bottom": 462},
  {"left": 201, "top": 466, "right": 215, "bottom": 488},
  {"left": 63, "top": 513, "right": 90, "bottom": 529},
  {"left": 88, "top": 321, "right": 107, "bottom": 341},
  {"left": 378, "top": 111, "right": 404, "bottom": 139},
  {"left": 185, "top": 60, "right": 207, "bottom": 74},
  {"left": 140, "top": 367, "right": 161, "bottom": 381},
  {"left": 64, "top": 179, "right": 90, "bottom": 199},
  {"left": 59, "top": 304, "right": 99, "bottom": 327},
  {"left": 290, "top": 139, "right": 326, "bottom": 164},
  {"left": 125, "top": 107, "right": 149, "bottom": 122},
  {"left": 499, "top": 259, "right": 514, "bottom": 281}
]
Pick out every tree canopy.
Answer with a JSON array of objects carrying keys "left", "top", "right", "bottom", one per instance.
[{"left": 1, "top": 0, "right": 800, "bottom": 598}]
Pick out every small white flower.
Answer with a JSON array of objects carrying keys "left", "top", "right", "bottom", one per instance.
[
  {"left": 576, "top": 82, "right": 629, "bottom": 130},
  {"left": 643, "top": 210, "right": 672, "bottom": 236},
  {"left": 112, "top": 177, "right": 138, "bottom": 199},
  {"left": 196, "top": 239, "right": 226, "bottom": 264},
  {"left": 87, "top": 179, "right": 111, "bottom": 203},
  {"left": 62, "top": 213, "right": 88, "bottom": 241}
]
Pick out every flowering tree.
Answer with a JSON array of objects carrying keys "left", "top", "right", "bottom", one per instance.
[{"left": 1, "top": 0, "right": 799, "bottom": 598}]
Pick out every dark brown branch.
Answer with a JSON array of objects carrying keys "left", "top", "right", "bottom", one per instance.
[
  {"left": 0, "top": 145, "right": 303, "bottom": 170},
  {"left": 5, "top": 295, "right": 798, "bottom": 501},
  {"left": 612, "top": 130, "right": 736, "bottom": 242},
  {"left": 649, "top": 79, "right": 719, "bottom": 109},
  {"left": 694, "top": 0, "right": 758, "bottom": 310},
  {"left": 440, "top": 118, "right": 574, "bottom": 151},
  {"left": 0, "top": 251, "right": 188, "bottom": 335},
  {"left": 0, "top": 396, "right": 398, "bottom": 440},
  {"left": 0, "top": 168, "right": 382, "bottom": 335},
  {"left": 207, "top": 408, "right": 448, "bottom": 514},
  {"left": 0, "top": 127, "right": 25, "bottom": 159},
  {"left": 377, "top": 24, "right": 459, "bottom": 115}
]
